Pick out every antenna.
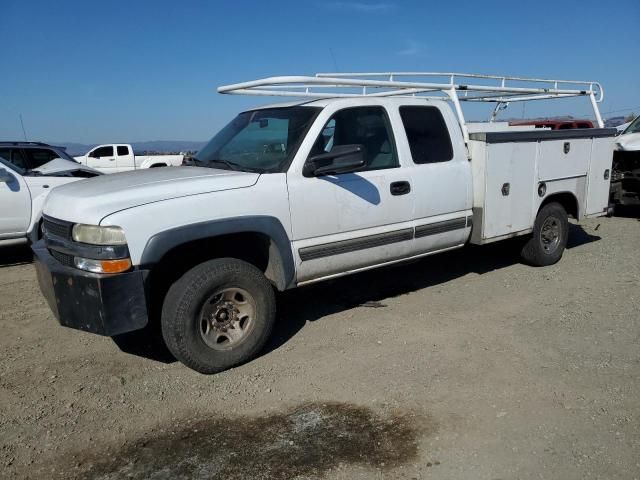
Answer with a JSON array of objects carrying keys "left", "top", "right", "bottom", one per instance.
[
  {"left": 329, "top": 48, "right": 339, "bottom": 72},
  {"left": 19, "top": 114, "right": 28, "bottom": 141}
]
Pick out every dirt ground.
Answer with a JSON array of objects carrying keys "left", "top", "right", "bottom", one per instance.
[{"left": 1, "top": 214, "right": 639, "bottom": 480}]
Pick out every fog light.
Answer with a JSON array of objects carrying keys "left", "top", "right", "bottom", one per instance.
[{"left": 74, "top": 257, "right": 132, "bottom": 274}]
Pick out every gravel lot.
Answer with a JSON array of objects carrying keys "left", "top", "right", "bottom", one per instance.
[{"left": 1, "top": 214, "right": 639, "bottom": 479}]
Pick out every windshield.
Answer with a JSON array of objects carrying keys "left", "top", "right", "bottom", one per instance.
[
  {"left": 194, "top": 106, "right": 320, "bottom": 173},
  {"left": 623, "top": 116, "right": 640, "bottom": 135}
]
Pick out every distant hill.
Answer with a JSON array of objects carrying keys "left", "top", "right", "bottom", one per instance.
[{"left": 58, "top": 141, "right": 207, "bottom": 156}]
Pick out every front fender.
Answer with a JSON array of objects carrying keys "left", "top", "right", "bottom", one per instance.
[{"left": 139, "top": 216, "right": 295, "bottom": 290}]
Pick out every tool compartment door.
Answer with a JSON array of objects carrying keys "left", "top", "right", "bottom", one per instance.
[
  {"left": 482, "top": 142, "right": 537, "bottom": 239},
  {"left": 585, "top": 136, "right": 615, "bottom": 215}
]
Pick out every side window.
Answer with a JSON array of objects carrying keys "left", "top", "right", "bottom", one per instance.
[
  {"left": 93, "top": 146, "right": 114, "bottom": 158},
  {"left": 310, "top": 106, "right": 398, "bottom": 171},
  {"left": 22, "top": 148, "right": 59, "bottom": 169},
  {"left": 0, "top": 148, "right": 26, "bottom": 170},
  {"left": 117, "top": 146, "right": 130, "bottom": 156},
  {"left": 399, "top": 106, "right": 453, "bottom": 164}
]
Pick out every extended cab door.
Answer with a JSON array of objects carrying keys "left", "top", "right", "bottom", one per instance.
[
  {"left": 287, "top": 103, "right": 415, "bottom": 283},
  {"left": 86, "top": 145, "right": 116, "bottom": 172},
  {"left": 115, "top": 145, "right": 135, "bottom": 172},
  {"left": 395, "top": 103, "right": 473, "bottom": 254}
]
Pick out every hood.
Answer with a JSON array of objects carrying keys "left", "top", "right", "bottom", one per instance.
[
  {"left": 32, "top": 158, "right": 100, "bottom": 176},
  {"left": 43, "top": 166, "right": 260, "bottom": 224},
  {"left": 615, "top": 132, "right": 640, "bottom": 152}
]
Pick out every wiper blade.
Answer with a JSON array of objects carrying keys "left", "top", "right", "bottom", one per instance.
[{"left": 198, "top": 159, "right": 262, "bottom": 173}]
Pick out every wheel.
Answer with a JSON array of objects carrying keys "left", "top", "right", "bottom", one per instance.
[
  {"left": 161, "top": 258, "right": 276, "bottom": 374},
  {"left": 520, "top": 202, "right": 568, "bottom": 266}
]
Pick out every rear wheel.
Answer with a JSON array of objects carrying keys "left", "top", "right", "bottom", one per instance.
[
  {"left": 161, "top": 258, "right": 276, "bottom": 374},
  {"left": 520, "top": 202, "right": 568, "bottom": 266}
]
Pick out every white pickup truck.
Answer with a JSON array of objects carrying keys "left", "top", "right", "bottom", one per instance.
[
  {"left": 74, "top": 144, "right": 183, "bottom": 173},
  {"left": 33, "top": 72, "right": 615, "bottom": 374}
]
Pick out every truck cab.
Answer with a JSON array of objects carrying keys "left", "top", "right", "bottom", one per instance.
[{"left": 77, "top": 144, "right": 134, "bottom": 173}]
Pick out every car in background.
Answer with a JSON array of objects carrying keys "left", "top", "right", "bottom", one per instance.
[
  {"left": 0, "top": 142, "right": 101, "bottom": 247},
  {"left": 74, "top": 144, "right": 184, "bottom": 173},
  {"left": 510, "top": 119, "right": 594, "bottom": 130}
]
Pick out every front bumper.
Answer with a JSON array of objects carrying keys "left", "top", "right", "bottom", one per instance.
[{"left": 32, "top": 240, "right": 149, "bottom": 336}]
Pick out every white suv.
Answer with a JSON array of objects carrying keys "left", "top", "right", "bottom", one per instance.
[{"left": 0, "top": 142, "right": 100, "bottom": 247}]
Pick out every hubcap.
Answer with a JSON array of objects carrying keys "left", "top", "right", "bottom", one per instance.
[
  {"left": 540, "top": 216, "right": 561, "bottom": 254},
  {"left": 199, "top": 287, "right": 256, "bottom": 350}
]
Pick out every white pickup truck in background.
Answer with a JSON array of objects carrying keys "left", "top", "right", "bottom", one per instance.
[
  {"left": 34, "top": 71, "right": 615, "bottom": 374},
  {"left": 74, "top": 144, "right": 184, "bottom": 173}
]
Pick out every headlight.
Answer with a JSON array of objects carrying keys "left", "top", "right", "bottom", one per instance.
[{"left": 72, "top": 224, "right": 127, "bottom": 245}]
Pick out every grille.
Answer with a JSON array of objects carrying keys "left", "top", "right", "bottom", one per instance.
[
  {"left": 50, "top": 249, "right": 74, "bottom": 267},
  {"left": 43, "top": 217, "right": 72, "bottom": 240}
]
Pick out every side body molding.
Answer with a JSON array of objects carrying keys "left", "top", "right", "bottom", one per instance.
[{"left": 139, "top": 216, "right": 296, "bottom": 290}]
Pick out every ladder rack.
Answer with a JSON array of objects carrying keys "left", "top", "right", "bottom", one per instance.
[{"left": 217, "top": 72, "right": 606, "bottom": 140}]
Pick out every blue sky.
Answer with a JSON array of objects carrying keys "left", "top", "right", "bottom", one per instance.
[{"left": 2, "top": 0, "right": 639, "bottom": 144}]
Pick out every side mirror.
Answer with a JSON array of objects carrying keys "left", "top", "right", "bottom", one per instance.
[
  {"left": 89, "top": 151, "right": 99, "bottom": 158},
  {"left": 0, "top": 168, "right": 12, "bottom": 183},
  {"left": 304, "top": 144, "right": 366, "bottom": 177}
]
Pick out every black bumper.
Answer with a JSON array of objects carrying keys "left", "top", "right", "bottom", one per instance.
[{"left": 32, "top": 241, "right": 149, "bottom": 336}]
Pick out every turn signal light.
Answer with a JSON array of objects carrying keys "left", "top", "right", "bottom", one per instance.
[{"left": 74, "top": 257, "right": 132, "bottom": 274}]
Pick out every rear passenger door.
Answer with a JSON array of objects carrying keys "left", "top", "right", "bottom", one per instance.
[
  {"left": 396, "top": 104, "right": 473, "bottom": 255},
  {"left": 115, "top": 145, "right": 135, "bottom": 172}
]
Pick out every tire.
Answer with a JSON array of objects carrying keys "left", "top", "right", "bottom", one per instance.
[
  {"left": 161, "top": 258, "right": 276, "bottom": 374},
  {"left": 520, "top": 202, "right": 568, "bottom": 267}
]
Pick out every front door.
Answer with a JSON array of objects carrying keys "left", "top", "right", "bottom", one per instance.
[
  {"left": 87, "top": 145, "right": 116, "bottom": 172},
  {"left": 0, "top": 153, "right": 31, "bottom": 237},
  {"left": 287, "top": 104, "right": 414, "bottom": 283}
]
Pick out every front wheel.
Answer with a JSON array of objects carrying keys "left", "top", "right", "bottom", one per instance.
[
  {"left": 161, "top": 258, "right": 276, "bottom": 374},
  {"left": 520, "top": 202, "right": 568, "bottom": 266}
]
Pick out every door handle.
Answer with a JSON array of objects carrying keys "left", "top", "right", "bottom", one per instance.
[{"left": 390, "top": 181, "right": 411, "bottom": 196}]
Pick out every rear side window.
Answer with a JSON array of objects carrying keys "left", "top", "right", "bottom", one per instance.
[
  {"left": 399, "top": 106, "right": 453, "bottom": 164},
  {"left": 117, "top": 146, "right": 130, "bottom": 156},
  {"left": 0, "top": 148, "right": 29, "bottom": 170}
]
